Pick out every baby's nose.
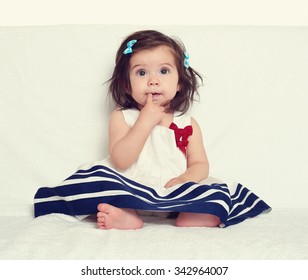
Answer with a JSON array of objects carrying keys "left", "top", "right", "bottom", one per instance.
[
  {"left": 148, "top": 74, "right": 160, "bottom": 86},
  {"left": 149, "top": 80, "right": 159, "bottom": 86}
]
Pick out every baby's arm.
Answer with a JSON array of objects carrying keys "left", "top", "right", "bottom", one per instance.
[
  {"left": 109, "top": 94, "right": 165, "bottom": 170},
  {"left": 164, "top": 117, "right": 209, "bottom": 188}
]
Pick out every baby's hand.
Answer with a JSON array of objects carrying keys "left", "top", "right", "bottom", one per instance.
[
  {"left": 164, "top": 177, "right": 186, "bottom": 188},
  {"left": 139, "top": 94, "right": 165, "bottom": 127}
]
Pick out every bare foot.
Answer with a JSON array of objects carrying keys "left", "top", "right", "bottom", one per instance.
[
  {"left": 175, "top": 212, "right": 220, "bottom": 227},
  {"left": 97, "top": 203, "right": 143, "bottom": 230}
]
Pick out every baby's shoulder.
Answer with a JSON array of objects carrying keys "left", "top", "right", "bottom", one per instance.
[
  {"left": 190, "top": 117, "right": 201, "bottom": 128},
  {"left": 110, "top": 108, "right": 124, "bottom": 121},
  {"left": 109, "top": 108, "right": 126, "bottom": 129},
  {"left": 111, "top": 108, "right": 139, "bottom": 127}
]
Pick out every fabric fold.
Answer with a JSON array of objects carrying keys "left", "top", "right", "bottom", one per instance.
[{"left": 34, "top": 164, "right": 271, "bottom": 228}]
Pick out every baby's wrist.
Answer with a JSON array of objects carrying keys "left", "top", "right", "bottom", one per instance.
[{"left": 136, "top": 115, "right": 156, "bottom": 129}]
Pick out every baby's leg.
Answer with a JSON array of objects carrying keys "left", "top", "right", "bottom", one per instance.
[
  {"left": 175, "top": 212, "right": 220, "bottom": 227},
  {"left": 97, "top": 203, "right": 143, "bottom": 230}
]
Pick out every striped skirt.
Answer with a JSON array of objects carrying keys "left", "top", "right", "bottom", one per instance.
[{"left": 34, "top": 164, "right": 271, "bottom": 228}]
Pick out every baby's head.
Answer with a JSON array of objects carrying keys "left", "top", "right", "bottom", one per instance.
[{"left": 109, "top": 30, "right": 202, "bottom": 113}]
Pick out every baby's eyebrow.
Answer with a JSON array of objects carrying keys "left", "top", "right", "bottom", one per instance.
[
  {"left": 130, "top": 62, "right": 175, "bottom": 71},
  {"left": 130, "top": 64, "right": 145, "bottom": 70},
  {"left": 160, "top": 63, "right": 175, "bottom": 68}
]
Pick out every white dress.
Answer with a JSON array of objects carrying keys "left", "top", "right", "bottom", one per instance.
[
  {"left": 99, "top": 109, "right": 191, "bottom": 190},
  {"left": 34, "top": 108, "right": 272, "bottom": 226}
]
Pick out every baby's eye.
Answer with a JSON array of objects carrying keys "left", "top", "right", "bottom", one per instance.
[
  {"left": 160, "top": 68, "right": 170, "bottom": 75},
  {"left": 137, "top": 69, "right": 147, "bottom": 76}
]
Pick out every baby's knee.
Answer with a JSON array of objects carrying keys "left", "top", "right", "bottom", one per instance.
[
  {"left": 175, "top": 213, "right": 220, "bottom": 227},
  {"left": 204, "top": 215, "right": 221, "bottom": 227}
]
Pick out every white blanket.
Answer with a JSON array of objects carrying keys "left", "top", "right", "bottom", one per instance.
[{"left": 0, "top": 208, "right": 307, "bottom": 260}]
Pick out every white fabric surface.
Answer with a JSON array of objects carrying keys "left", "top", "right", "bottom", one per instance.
[
  {"left": 1, "top": 25, "right": 308, "bottom": 259},
  {"left": 0, "top": 208, "right": 307, "bottom": 260}
]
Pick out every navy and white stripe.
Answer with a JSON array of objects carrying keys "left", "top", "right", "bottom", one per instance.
[{"left": 34, "top": 165, "right": 271, "bottom": 227}]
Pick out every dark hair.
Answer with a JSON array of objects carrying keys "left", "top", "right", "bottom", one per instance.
[{"left": 108, "top": 30, "right": 203, "bottom": 113}]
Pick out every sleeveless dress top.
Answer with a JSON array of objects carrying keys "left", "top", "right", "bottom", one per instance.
[{"left": 101, "top": 109, "right": 193, "bottom": 189}]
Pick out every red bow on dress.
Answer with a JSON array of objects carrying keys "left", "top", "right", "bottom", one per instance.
[{"left": 169, "top": 122, "right": 193, "bottom": 156}]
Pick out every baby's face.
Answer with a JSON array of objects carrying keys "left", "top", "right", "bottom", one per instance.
[{"left": 129, "top": 46, "right": 180, "bottom": 109}]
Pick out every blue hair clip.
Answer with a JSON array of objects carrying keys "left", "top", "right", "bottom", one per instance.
[
  {"left": 184, "top": 51, "right": 189, "bottom": 68},
  {"left": 184, "top": 51, "right": 190, "bottom": 68},
  {"left": 123, "top": 39, "right": 137, "bottom": 55}
]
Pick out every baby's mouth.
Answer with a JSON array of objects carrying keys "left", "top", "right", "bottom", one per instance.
[{"left": 149, "top": 92, "right": 162, "bottom": 97}]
